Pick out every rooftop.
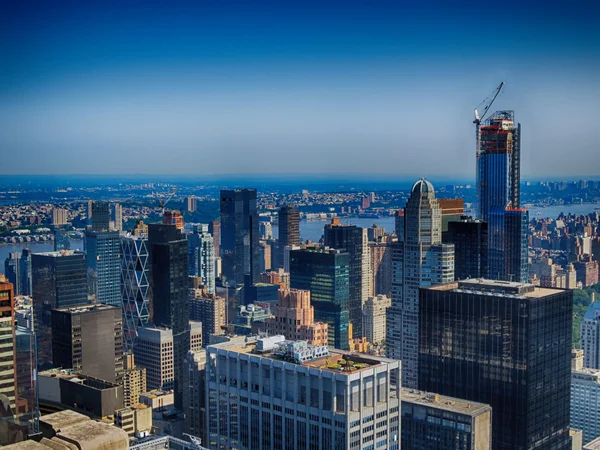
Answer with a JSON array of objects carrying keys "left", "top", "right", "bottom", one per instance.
[
  {"left": 53, "top": 303, "right": 118, "bottom": 314},
  {"left": 585, "top": 436, "right": 600, "bottom": 450},
  {"left": 427, "top": 279, "right": 563, "bottom": 299},
  {"left": 209, "top": 335, "right": 395, "bottom": 374},
  {"left": 32, "top": 250, "right": 83, "bottom": 258},
  {"left": 401, "top": 389, "right": 491, "bottom": 417}
]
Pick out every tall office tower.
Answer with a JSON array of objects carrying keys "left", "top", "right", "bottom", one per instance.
[
  {"left": 14, "top": 325, "right": 39, "bottom": 437},
  {"left": 86, "top": 200, "right": 93, "bottom": 226},
  {"left": 85, "top": 228, "right": 121, "bottom": 306},
  {"left": 51, "top": 208, "right": 68, "bottom": 226},
  {"left": 581, "top": 302, "right": 600, "bottom": 369},
  {"left": 277, "top": 206, "right": 300, "bottom": 267},
  {"left": 401, "top": 389, "right": 492, "bottom": 449},
  {"left": 290, "top": 248, "right": 350, "bottom": 349},
  {"left": 259, "top": 221, "right": 273, "bottom": 240},
  {"left": 134, "top": 324, "right": 202, "bottom": 391},
  {"left": 394, "top": 210, "right": 404, "bottom": 241},
  {"left": 208, "top": 221, "right": 221, "bottom": 263},
  {"left": 324, "top": 219, "right": 364, "bottom": 338},
  {"left": 163, "top": 210, "right": 184, "bottom": 232},
  {"left": 0, "top": 278, "right": 16, "bottom": 412},
  {"left": 120, "top": 234, "right": 151, "bottom": 351},
  {"left": 148, "top": 223, "right": 189, "bottom": 406},
  {"left": 263, "top": 289, "right": 328, "bottom": 345},
  {"left": 188, "top": 224, "right": 216, "bottom": 294},
  {"left": 51, "top": 304, "right": 124, "bottom": 383},
  {"left": 258, "top": 240, "right": 272, "bottom": 273},
  {"left": 32, "top": 251, "right": 88, "bottom": 366},
  {"left": 183, "top": 349, "right": 206, "bottom": 444},
  {"left": 419, "top": 279, "right": 572, "bottom": 450},
  {"left": 476, "top": 110, "right": 528, "bottom": 282},
  {"left": 91, "top": 201, "right": 110, "bottom": 231},
  {"left": 220, "top": 189, "right": 260, "bottom": 287},
  {"left": 369, "top": 238, "right": 392, "bottom": 296},
  {"left": 361, "top": 228, "right": 371, "bottom": 308},
  {"left": 205, "top": 336, "right": 401, "bottom": 450},
  {"left": 386, "top": 179, "right": 454, "bottom": 388},
  {"left": 367, "top": 224, "right": 385, "bottom": 242},
  {"left": 362, "top": 295, "right": 390, "bottom": 344},
  {"left": 4, "top": 250, "right": 32, "bottom": 297},
  {"left": 571, "top": 369, "right": 600, "bottom": 445},
  {"left": 187, "top": 196, "right": 197, "bottom": 213},
  {"left": 111, "top": 203, "right": 123, "bottom": 232},
  {"left": 573, "top": 349, "right": 585, "bottom": 371},
  {"left": 446, "top": 216, "right": 488, "bottom": 280},
  {"left": 54, "top": 228, "right": 70, "bottom": 251},
  {"left": 189, "top": 288, "right": 226, "bottom": 347},
  {"left": 122, "top": 352, "right": 147, "bottom": 408}
]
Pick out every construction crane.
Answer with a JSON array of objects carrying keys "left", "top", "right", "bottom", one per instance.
[
  {"left": 157, "top": 187, "right": 177, "bottom": 215},
  {"left": 473, "top": 81, "right": 504, "bottom": 125}
]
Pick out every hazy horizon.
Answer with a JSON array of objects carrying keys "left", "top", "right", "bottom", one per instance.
[{"left": 1, "top": 1, "right": 598, "bottom": 177}]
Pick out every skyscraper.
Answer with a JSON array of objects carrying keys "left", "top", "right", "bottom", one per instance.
[
  {"left": 324, "top": 219, "right": 365, "bottom": 338},
  {"left": 581, "top": 301, "right": 600, "bottom": 369},
  {"left": 189, "top": 288, "right": 226, "bottom": 347},
  {"left": 91, "top": 201, "right": 110, "bottom": 231},
  {"left": 220, "top": 189, "right": 260, "bottom": 287},
  {"left": 32, "top": 251, "right": 88, "bottom": 366},
  {"left": 86, "top": 228, "right": 121, "bottom": 307},
  {"left": 51, "top": 304, "right": 124, "bottom": 383},
  {"left": 120, "top": 234, "right": 151, "bottom": 351},
  {"left": 188, "top": 224, "right": 216, "bottom": 294},
  {"left": 112, "top": 203, "right": 123, "bottom": 232},
  {"left": 386, "top": 179, "right": 454, "bottom": 388},
  {"left": 4, "top": 250, "right": 31, "bottom": 297},
  {"left": 183, "top": 349, "right": 206, "bottom": 444},
  {"left": 445, "top": 216, "right": 488, "bottom": 280},
  {"left": 148, "top": 223, "right": 189, "bottom": 406},
  {"left": 289, "top": 247, "right": 350, "bottom": 349},
  {"left": 419, "top": 279, "right": 572, "bottom": 450},
  {"left": 362, "top": 294, "right": 390, "bottom": 344},
  {"left": 476, "top": 110, "right": 528, "bottom": 282},
  {"left": 277, "top": 206, "right": 300, "bottom": 267},
  {"left": 208, "top": 221, "right": 221, "bottom": 263},
  {"left": 0, "top": 278, "right": 16, "bottom": 412},
  {"left": 571, "top": 369, "right": 600, "bottom": 445},
  {"left": 163, "top": 210, "right": 184, "bottom": 232},
  {"left": 51, "top": 208, "right": 68, "bottom": 226}
]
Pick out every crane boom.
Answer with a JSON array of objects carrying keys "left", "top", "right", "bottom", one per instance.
[
  {"left": 158, "top": 187, "right": 178, "bottom": 214},
  {"left": 473, "top": 82, "right": 504, "bottom": 125}
]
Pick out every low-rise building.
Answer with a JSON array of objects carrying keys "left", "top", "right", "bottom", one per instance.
[
  {"left": 140, "top": 390, "right": 175, "bottom": 412},
  {"left": 114, "top": 404, "right": 152, "bottom": 437},
  {"left": 401, "top": 389, "right": 492, "bottom": 449}
]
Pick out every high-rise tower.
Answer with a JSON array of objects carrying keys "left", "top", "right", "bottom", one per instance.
[
  {"left": 277, "top": 206, "right": 300, "bottom": 268},
  {"left": 386, "top": 179, "right": 454, "bottom": 388},
  {"left": 188, "top": 224, "right": 216, "bottom": 294},
  {"left": 476, "top": 110, "right": 528, "bottom": 282},
  {"left": 220, "top": 189, "right": 260, "bottom": 287}
]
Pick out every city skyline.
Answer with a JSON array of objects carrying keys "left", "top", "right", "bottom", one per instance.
[{"left": 1, "top": 1, "right": 598, "bottom": 177}]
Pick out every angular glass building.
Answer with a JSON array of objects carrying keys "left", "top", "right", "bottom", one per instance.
[
  {"left": 86, "top": 229, "right": 121, "bottom": 307},
  {"left": 476, "top": 110, "right": 528, "bottom": 282},
  {"left": 419, "top": 279, "right": 572, "bottom": 450},
  {"left": 121, "top": 234, "right": 151, "bottom": 351},
  {"left": 289, "top": 247, "right": 350, "bottom": 349}
]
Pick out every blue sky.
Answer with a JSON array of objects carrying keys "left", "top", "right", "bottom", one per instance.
[{"left": 1, "top": 0, "right": 598, "bottom": 178}]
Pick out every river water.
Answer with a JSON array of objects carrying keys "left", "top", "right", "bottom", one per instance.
[{"left": 0, "top": 239, "right": 84, "bottom": 275}]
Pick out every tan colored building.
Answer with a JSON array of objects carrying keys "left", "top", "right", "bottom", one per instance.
[
  {"left": 114, "top": 404, "right": 152, "bottom": 437},
  {"left": 363, "top": 294, "right": 391, "bottom": 344},
  {"left": 369, "top": 239, "right": 392, "bottom": 297},
  {"left": 573, "top": 349, "right": 585, "bottom": 371},
  {"left": 123, "top": 352, "right": 147, "bottom": 407},
  {"left": 140, "top": 389, "right": 175, "bottom": 411},
  {"left": 189, "top": 289, "right": 226, "bottom": 347},
  {"left": 263, "top": 289, "right": 328, "bottom": 346}
]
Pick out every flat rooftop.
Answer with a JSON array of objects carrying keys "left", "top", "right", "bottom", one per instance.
[
  {"left": 32, "top": 250, "right": 83, "bottom": 257},
  {"left": 210, "top": 336, "right": 397, "bottom": 374},
  {"left": 427, "top": 279, "right": 562, "bottom": 299},
  {"left": 402, "top": 389, "right": 491, "bottom": 417},
  {"left": 53, "top": 303, "right": 117, "bottom": 314}
]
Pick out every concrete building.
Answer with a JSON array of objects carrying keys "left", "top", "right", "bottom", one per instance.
[
  {"left": 419, "top": 279, "right": 572, "bottom": 450},
  {"left": 582, "top": 302, "right": 600, "bottom": 369},
  {"left": 571, "top": 369, "right": 600, "bottom": 445},
  {"left": 0, "top": 278, "right": 16, "bottom": 412},
  {"left": 51, "top": 304, "right": 124, "bottom": 384},
  {"left": 277, "top": 206, "right": 300, "bottom": 269},
  {"left": 140, "top": 389, "right": 175, "bottom": 411},
  {"left": 586, "top": 437, "right": 600, "bottom": 450},
  {"left": 114, "top": 404, "right": 152, "bottom": 437},
  {"left": 183, "top": 349, "right": 207, "bottom": 444},
  {"left": 123, "top": 352, "right": 147, "bottom": 408},
  {"left": 573, "top": 349, "right": 585, "bottom": 371},
  {"left": 263, "top": 289, "right": 328, "bottom": 346},
  {"left": 135, "top": 323, "right": 202, "bottom": 391},
  {"left": 38, "top": 370, "right": 124, "bottom": 418},
  {"left": 386, "top": 179, "right": 454, "bottom": 388},
  {"left": 401, "top": 389, "right": 492, "bottom": 450},
  {"left": 112, "top": 203, "right": 123, "bottom": 232},
  {"left": 205, "top": 335, "right": 401, "bottom": 450},
  {"left": 51, "top": 208, "right": 68, "bottom": 226},
  {"left": 163, "top": 210, "right": 184, "bottom": 232},
  {"left": 32, "top": 250, "right": 88, "bottom": 366},
  {"left": 362, "top": 295, "right": 390, "bottom": 344},
  {"left": 368, "top": 238, "right": 392, "bottom": 297},
  {"left": 189, "top": 288, "right": 226, "bottom": 347},
  {"left": 187, "top": 196, "right": 198, "bottom": 213}
]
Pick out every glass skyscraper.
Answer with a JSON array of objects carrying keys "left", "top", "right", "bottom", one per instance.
[
  {"left": 220, "top": 189, "right": 260, "bottom": 288},
  {"left": 3, "top": 250, "right": 31, "bottom": 297},
  {"left": 386, "top": 179, "right": 454, "bottom": 388},
  {"left": 289, "top": 247, "right": 350, "bottom": 349},
  {"left": 476, "top": 110, "right": 528, "bottom": 282},
  {"left": 419, "top": 279, "right": 572, "bottom": 450},
  {"left": 188, "top": 224, "right": 216, "bottom": 294},
  {"left": 86, "top": 229, "right": 121, "bottom": 307}
]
